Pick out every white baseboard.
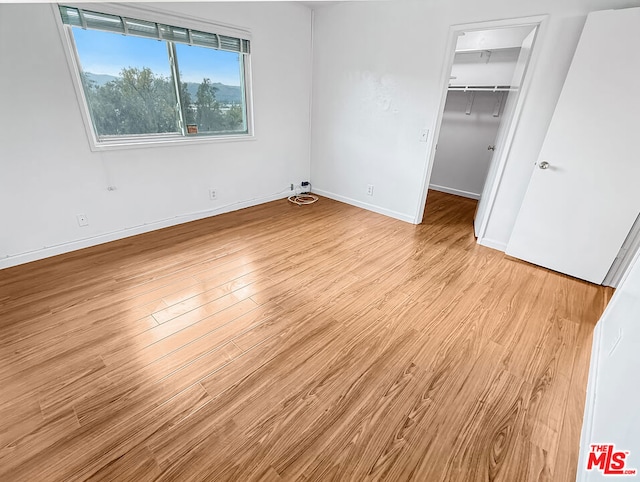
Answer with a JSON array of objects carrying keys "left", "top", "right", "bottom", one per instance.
[
  {"left": 312, "top": 188, "right": 415, "bottom": 224},
  {"left": 429, "top": 184, "right": 481, "bottom": 200},
  {"left": 0, "top": 192, "right": 289, "bottom": 270},
  {"left": 477, "top": 237, "right": 507, "bottom": 252}
]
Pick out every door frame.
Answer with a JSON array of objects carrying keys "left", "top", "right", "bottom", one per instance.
[
  {"left": 603, "top": 211, "right": 640, "bottom": 288},
  {"left": 414, "top": 14, "right": 549, "bottom": 242}
]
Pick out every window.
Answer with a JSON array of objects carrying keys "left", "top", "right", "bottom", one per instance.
[{"left": 58, "top": 5, "right": 252, "bottom": 148}]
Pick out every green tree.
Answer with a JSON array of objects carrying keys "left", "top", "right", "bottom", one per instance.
[
  {"left": 194, "top": 78, "right": 225, "bottom": 132},
  {"left": 224, "top": 104, "right": 244, "bottom": 131},
  {"left": 180, "top": 80, "right": 196, "bottom": 125},
  {"left": 83, "top": 67, "right": 178, "bottom": 136},
  {"left": 82, "top": 69, "right": 245, "bottom": 136}
]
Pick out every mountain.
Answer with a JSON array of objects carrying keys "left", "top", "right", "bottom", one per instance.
[
  {"left": 85, "top": 72, "right": 118, "bottom": 86},
  {"left": 84, "top": 72, "right": 242, "bottom": 104},
  {"left": 184, "top": 82, "right": 241, "bottom": 104}
]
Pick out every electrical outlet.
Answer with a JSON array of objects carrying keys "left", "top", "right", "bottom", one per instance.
[
  {"left": 76, "top": 214, "right": 89, "bottom": 227},
  {"left": 209, "top": 189, "right": 217, "bottom": 200},
  {"left": 367, "top": 184, "right": 374, "bottom": 196},
  {"left": 290, "top": 183, "right": 294, "bottom": 191}
]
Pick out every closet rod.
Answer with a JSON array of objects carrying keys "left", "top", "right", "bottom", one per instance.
[{"left": 448, "top": 85, "right": 515, "bottom": 92}]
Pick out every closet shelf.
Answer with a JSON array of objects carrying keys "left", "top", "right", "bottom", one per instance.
[{"left": 448, "top": 85, "right": 515, "bottom": 92}]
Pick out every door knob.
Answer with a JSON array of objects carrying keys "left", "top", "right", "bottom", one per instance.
[
  {"left": 539, "top": 161, "right": 550, "bottom": 170},
  {"left": 487, "top": 145, "right": 495, "bottom": 151}
]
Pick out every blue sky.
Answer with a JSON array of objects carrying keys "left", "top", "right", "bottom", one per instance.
[{"left": 73, "top": 28, "right": 242, "bottom": 85}]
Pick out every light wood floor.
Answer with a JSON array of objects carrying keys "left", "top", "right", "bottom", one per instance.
[{"left": 0, "top": 191, "right": 612, "bottom": 481}]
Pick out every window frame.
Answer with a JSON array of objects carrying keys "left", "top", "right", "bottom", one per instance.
[{"left": 53, "top": 3, "right": 255, "bottom": 151}]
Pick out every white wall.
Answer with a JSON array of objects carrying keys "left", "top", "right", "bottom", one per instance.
[
  {"left": 310, "top": 0, "right": 640, "bottom": 234},
  {"left": 429, "top": 92, "right": 503, "bottom": 199},
  {"left": 577, "top": 249, "right": 640, "bottom": 480},
  {"left": 0, "top": 2, "right": 312, "bottom": 268}
]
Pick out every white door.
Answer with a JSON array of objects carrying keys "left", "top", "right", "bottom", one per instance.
[
  {"left": 474, "top": 27, "right": 536, "bottom": 237},
  {"left": 506, "top": 8, "right": 640, "bottom": 284}
]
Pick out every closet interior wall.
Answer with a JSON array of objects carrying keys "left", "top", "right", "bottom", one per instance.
[
  {"left": 429, "top": 90, "right": 506, "bottom": 199},
  {"left": 429, "top": 46, "right": 520, "bottom": 200}
]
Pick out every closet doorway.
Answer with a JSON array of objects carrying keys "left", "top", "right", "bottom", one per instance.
[{"left": 420, "top": 20, "right": 542, "bottom": 239}]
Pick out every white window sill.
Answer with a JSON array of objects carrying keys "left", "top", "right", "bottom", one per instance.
[{"left": 86, "top": 133, "right": 256, "bottom": 152}]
